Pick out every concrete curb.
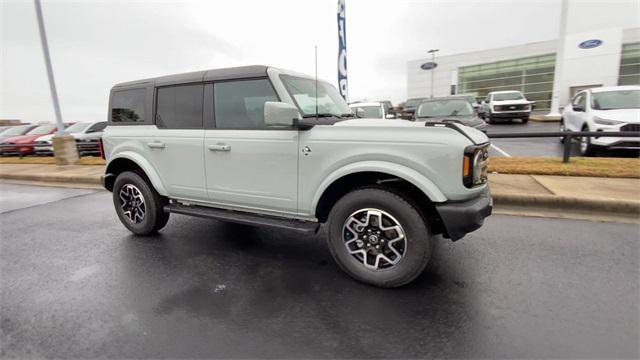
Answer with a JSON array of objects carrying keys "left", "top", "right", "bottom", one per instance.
[
  {"left": 0, "top": 172, "right": 101, "bottom": 185},
  {"left": 492, "top": 193, "right": 640, "bottom": 215},
  {"left": 529, "top": 115, "right": 561, "bottom": 122}
]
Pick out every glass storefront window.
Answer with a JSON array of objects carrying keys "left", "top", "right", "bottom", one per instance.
[
  {"left": 458, "top": 54, "right": 556, "bottom": 110},
  {"left": 619, "top": 43, "right": 640, "bottom": 86}
]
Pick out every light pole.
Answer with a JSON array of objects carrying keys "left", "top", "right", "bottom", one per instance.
[
  {"left": 548, "top": 0, "right": 568, "bottom": 116},
  {"left": 427, "top": 49, "right": 439, "bottom": 98}
]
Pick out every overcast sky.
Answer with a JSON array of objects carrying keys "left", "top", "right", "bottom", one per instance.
[{"left": 1, "top": 0, "right": 638, "bottom": 123}]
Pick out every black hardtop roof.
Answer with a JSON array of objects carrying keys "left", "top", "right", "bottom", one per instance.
[{"left": 112, "top": 65, "right": 269, "bottom": 89}]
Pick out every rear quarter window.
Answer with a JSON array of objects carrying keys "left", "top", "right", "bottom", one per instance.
[{"left": 110, "top": 88, "right": 146, "bottom": 123}]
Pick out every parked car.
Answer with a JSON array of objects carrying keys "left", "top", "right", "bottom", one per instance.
[
  {"left": 400, "top": 97, "right": 428, "bottom": 120},
  {"left": 349, "top": 102, "right": 394, "bottom": 119},
  {"left": 415, "top": 98, "right": 488, "bottom": 132},
  {"left": 34, "top": 121, "right": 107, "bottom": 156},
  {"left": 561, "top": 85, "right": 640, "bottom": 156},
  {"left": 0, "top": 124, "right": 59, "bottom": 156},
  {"left": 101, "top": 65, "right": 491, "bottom": 288},
  {"left": 479, "top": 90, "right": 533, "bottom": 124},
  {"left": 378, "top": 100, "right": 395, "bottom": 116},
  {"left": 0, "top": 124, "right": 37, "bottom": 143}
]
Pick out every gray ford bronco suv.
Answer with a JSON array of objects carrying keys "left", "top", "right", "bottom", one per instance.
[{"left": 102, "top": 65, "right": 492, "bottom": 287}]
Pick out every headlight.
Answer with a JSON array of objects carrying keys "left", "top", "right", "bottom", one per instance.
[
  {"left": 493, "top": 105, "right": 502, "bottom": 111},
  {"left": 463, "top": 145, "right": 489, "bottom": 188},
  {"left": 594, "top": 117, "right": 624, "bottom": 126}
]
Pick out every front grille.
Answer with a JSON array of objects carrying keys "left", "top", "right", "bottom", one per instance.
[
  {"left": 621, "top": 124, "right": 640, "bottom": 132},
  {"left": 495, "top": 104, "right": 528, "bottom": 111}
]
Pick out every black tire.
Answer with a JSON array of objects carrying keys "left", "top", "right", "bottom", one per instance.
[
  {"left": 522, "top": 116, "right": 529, "bottom": 124},
  {"left": 579, "top": 125, "right": 596, "bottom": 156},
  {"left": 113, "top": 171, "right": 169, "bottom": 235},
  {"left": 486, "top": 115, "right": 493, "bottom": 124},
  {"left": 326, "top": 187, "right": 432, "bottom": 288}
]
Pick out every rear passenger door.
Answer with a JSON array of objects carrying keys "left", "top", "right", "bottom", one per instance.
[
  {"left": 204, "top": 78, "right": 299, "bottom": 216},
  {"left": 144, "top": 84, "right": 207, "bottom": 201}
]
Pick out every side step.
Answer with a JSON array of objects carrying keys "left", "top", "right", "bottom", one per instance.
[{"left": 164, "top": 203, "right": 320, "bottom": 233}]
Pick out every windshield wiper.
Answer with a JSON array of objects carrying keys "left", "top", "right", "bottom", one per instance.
[
  {"left": 302, "top": 113, "right": 343, "bottom": 119},
  {"left": 341, "top": 113, "right": 357, "bottom": 118}
]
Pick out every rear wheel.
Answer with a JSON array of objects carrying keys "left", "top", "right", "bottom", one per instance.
[
  {"left": 113, "top": 171, "right": 169, "bottom": 235},
  {"left": 326, "top": 188, "right": 432, "bottom": 288}
]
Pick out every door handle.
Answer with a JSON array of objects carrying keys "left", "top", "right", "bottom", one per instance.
[
  {"left": 208, "top": 143, "right": 231, "bottom": 152},
  {"left": 147, "top": 141, "right": 165, "bottom": 149}
]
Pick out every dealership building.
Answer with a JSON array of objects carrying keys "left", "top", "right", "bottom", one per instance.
[{"left": 407, "top": 27, "right": 640, "bottom": 110}]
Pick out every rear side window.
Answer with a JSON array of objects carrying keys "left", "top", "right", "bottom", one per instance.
[
  {"left": 111, "top": 89, "right": 146, "bottom": 123},
  {"left": 213, "top": 79, "right": 278, "bottom": 129},
  {"left": 155, "top": 84, "right": 203, "bottom": 129}
]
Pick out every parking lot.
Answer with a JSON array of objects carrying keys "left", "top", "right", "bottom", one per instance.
[{"left": 1, "top": 182, "right": 638, "bottom": 358}]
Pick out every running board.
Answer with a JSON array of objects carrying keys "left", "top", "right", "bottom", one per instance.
[{"left": 164, "top": 203, "right": 320, "bottom": 233}]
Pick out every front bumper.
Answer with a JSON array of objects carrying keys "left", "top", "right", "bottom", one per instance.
[
  {"left": 491, "top": 111, "right": 530, "bottom": 119},
  {"left": 435, "top": 187, "right": 492, "bottom": 241}
]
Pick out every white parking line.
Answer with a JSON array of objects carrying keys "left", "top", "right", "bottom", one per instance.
[{"left": 490, "top": 144, "right": 512, "bottom": 157}]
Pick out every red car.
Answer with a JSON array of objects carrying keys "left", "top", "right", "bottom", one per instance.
[{"left": 0, "top": 124, "right": 63, "bottom": 156}]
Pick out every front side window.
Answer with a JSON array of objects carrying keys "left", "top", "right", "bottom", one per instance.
[
  {"left": 156, "top": 84, "right": 203, "bottom": 129},
  {"left": 350, "top": 105, "right": 383, "bottom": 118},
  {"left": 417, "top": 100, "right": 474, "bottom": 118},
  {"left": 493, "top": 92, "right": 524, "bottom": 101},
  {"left": 591, "top": 90, "right": 640, "bottom": 110},
  {"left": 87, "top": 122, "right": 107, "bottom": 133},
  {"left": 280, "top": 75, "right": 351, "bottom": 117},
  {"left": 2, "top": 125, "right": 34, "bottom": 136},
  {"left": 214, "top": 79, "right": 278, "bottom": 129},
  {"left": 111, "top": 88, "right": 146, "bottom": 123}
]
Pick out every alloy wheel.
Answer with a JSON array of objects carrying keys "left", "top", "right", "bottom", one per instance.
[
  {"left": 342, "top": 208, "right": 407, "bottom": 270},
  {"left": 119, "top": 184, "right": 146, "bottom": 223}
]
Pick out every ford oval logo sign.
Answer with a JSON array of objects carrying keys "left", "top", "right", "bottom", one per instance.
[
  {"left": 579, "top": 39, "right": 603, "bottom": 49},
  {"left": 420, "top": 62, "right": 438, "bottom": 70}
]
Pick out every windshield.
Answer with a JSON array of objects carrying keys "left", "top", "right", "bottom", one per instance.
[
  {"left": 27, "top": 124, "right": 56, "bottom": 135},
  {"left": 591, "top": 90, "right": 640, "bottom": 110},
  {"left": 350, "top": 105, "right": 383, "bottom": 118},
  {"left": 280, "top": 75, "right": 352, "bottom": 117},
  {"left": 404, "top": 98, "right": 424, "bottom": 108},
  {"left": 1, "top": 125, "right": 33, "bottom": 136},
  {"left": 493, "top": 92, "right": 524, "bottom": 101},
  {"left": 417, "top": 100, "right": 474, "bottom": 117},
  {"left": 64, "top": 122, "right": 92, "bottom": 133}
]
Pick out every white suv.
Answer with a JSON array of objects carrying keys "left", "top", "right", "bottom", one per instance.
[
  {"left": 101, "top": 65, "right": 492, "bottom": 287},
  {"left": 479, "top": 90, "right": 533, "bottom": 124},
  {"left": 561, "top": 86, "right": 640, "bottom": 156}
]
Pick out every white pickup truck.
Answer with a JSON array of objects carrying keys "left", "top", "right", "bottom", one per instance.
[
  {"left": 101, "top": 65, "right": 492, "bottom": 287},
  {"left": 479, "top": 90, "right": 533, "bottom": 124}
]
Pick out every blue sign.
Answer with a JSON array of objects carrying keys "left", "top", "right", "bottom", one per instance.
[
  {"left": 337, "top": 0, "right": 348, "bottom": 100},
  {"left": 579, "top": 39, "right": 603, "bottom": 49},
  {"left": 420, "top": 62, "right": 438, "bottom": 70}
]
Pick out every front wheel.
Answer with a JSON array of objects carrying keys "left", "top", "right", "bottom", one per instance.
[
  {"left": 579, "top": 125, "right": 596, "bottom": 156},
  {"left": 522, "top": 116, "right": 529, "bottom": 124},
  {"left": 326, "top": 188, "right": 432, "bottom": 288},
  {"left": 113, "top": 171, "right": 169, "bottom": 235}
]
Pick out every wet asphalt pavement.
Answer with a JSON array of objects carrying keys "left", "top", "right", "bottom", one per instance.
[{"left": 1, "top": 182, "right": 638, "bottom": 359}]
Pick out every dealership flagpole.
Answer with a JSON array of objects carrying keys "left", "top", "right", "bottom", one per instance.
[
  {"left": 548, "top": 0, "right": 569, "bottom": 116},
  {"left": 34, "top": 0, "right": 65, "bottom": 134},
  {"left": 337, "top": 0, "right": 348, "bottom": 101}
]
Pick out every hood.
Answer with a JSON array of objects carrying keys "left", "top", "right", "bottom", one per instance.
[
  {"left": 37, "top": 134, "right": 55, "bottom": 142},
  {"left": 592, "top": 109, "right": 640, "bottom": 123},
  {"left": 2, "top": 134, "right": 45, "bottom": 144},
  {"left": 492, "top": 99, "right": 531, "bottom": 105},
  {"left": 333, "top": 118, "right": 489, "bottom": 144}
]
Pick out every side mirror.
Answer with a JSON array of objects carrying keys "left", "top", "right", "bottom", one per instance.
[
  {"left": 264, "top": 101, "right": 300, "bottom": 127},
  {"left": 385, "top": 114, "right": 395, "bottom": 119}
]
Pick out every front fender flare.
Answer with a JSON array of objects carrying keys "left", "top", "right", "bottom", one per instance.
[
  {"left": 106, "top": 151, "right": 168, "bottom": 196},
  {"left": 310, "top": 160, "right": 447, "bottom": 212}
]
